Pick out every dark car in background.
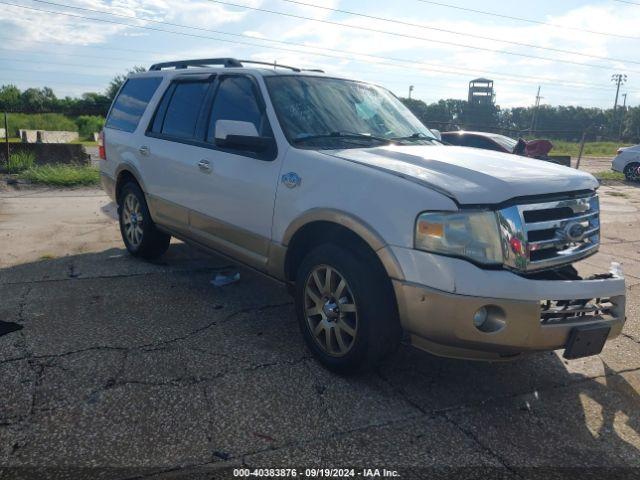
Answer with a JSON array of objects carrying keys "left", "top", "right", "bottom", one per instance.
[
  {"left": 442, "top": 130, "right": 554, "bottom": 159},
  {"left": 441, "top": 131, "right": 517, "bottom": 153}
]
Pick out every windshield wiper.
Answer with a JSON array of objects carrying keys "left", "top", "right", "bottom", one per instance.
[
  {"left": 391, "top": 133, "right": 436, "bottom": 142},
  {"left": 293, "top": 131, "right": 391, "bottom": 144}
]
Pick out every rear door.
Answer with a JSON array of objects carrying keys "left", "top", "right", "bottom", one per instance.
[{"left": 142, "top": 75, "right": 215, "bottom": 233}]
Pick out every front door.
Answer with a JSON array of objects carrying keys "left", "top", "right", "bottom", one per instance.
[{"left": 187, "top": 74, "right": 282, "bottom": 269}]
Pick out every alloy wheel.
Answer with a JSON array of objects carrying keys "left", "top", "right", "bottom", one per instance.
[
  {"left": 122, "top": 193, "right": 144, "bottom": 247},
  {"left": 625, "top": 163, "right": 640, "bottom": 182},
  {"left": 304, "top": 264, "right": 358, "bottom": 357}
]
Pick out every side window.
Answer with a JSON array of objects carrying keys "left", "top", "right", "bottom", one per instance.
[
  {"left": 207, "top": 76, "right": 270, "bottom": 142},
  {"left": 465, "top": 135, "right": 501, "bottom": 151},
  {"left": 161, "top": 81, "right": 210, "bottom": 140},
  {"left": 443, "top": 134, "right": 463, "bottom": 146},
  {"left": 106, "top": 77, "right": 162, "bottom": 133}
]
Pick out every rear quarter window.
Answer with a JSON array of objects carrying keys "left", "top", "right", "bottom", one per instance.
[{"left": 106, "top": 77, "right": 163, "bottom": 133}]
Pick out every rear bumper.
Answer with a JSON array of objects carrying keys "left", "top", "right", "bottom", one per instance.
[
  {"left": 100, "top": 172, "right": 116, "bottom": 201},
  {"left": 388, "top": 247, "right": 627, "bottom": 361}
]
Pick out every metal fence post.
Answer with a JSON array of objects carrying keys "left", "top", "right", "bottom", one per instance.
[
  {"left": 575, "top": 131, "right": 586, "bottom": 170},
  {"left": 3, "top": 111, "right": 9, "bottom": 166}
]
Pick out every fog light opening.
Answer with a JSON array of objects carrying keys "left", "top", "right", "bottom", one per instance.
[{"left": 472, "top": 305, "right": 506, "bottom": 333}]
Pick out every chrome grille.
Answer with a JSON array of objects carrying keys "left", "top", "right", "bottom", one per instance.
[
  {"left": 498, "top": 193, "right": 600, "bottom": 271},
  {"left": 540, "top": 298, "right": 615, "bottom": 325}
]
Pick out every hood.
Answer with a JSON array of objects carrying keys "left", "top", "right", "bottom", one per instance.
[{"left": 323, "top": 145, "right": 598, "bottom": 205}]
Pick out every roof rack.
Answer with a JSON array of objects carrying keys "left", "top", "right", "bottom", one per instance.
[
  {"left": 148, "top": 57, "right": 324, "bottom": 73},
  {"left": 149, "top": 58, "right": 243, "bottom": 71}
]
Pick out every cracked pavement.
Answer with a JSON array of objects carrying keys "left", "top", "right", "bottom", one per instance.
[{"left": 0, "top": 176, "right": 639, "bottom": 478}]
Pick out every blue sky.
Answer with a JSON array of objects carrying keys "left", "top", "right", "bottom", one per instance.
[{"left": 1, "top": 0, "right": 639, "bottom": 108}]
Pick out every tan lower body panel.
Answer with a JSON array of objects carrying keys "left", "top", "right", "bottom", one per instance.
[{"left": 393, "top": 280, "right": 625, "bottom": 361}]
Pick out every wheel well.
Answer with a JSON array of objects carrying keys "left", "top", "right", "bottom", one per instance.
[
  {"left": 284, "top": 221, "right": 388, "bottom": 282},
  {"left": 115, "top": 170, "right": 139, "bottom": 204}
]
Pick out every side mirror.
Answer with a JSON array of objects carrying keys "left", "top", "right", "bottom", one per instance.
[
  {"left": 214, "top": 119, "right": 272, "bottom": 152},
  {"left": 430, "top": 129, "right": 442, "bottom": 141}
]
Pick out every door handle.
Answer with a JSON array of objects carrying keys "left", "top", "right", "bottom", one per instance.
[
  {"left": 197, "top": 159, "right": 212, "bottom": 172},
  {"left": 138, "top": 145, "right": 150, "bottom": 156}
]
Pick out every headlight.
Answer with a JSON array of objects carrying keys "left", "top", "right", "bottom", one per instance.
[{"left": 415, "top": 211, "right": 503, "bottom": 265}]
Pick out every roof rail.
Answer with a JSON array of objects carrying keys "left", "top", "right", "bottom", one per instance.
[
  {"left": 148, "top": 58, "right": 324, "bottom": 73},
  {"left": 149, "top": 58, "right": 243, "bottom": 71},
  {"left": 236, "top": 60, "right": 301, "bottom": 72}
]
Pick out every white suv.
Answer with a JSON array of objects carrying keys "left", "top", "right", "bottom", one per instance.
[{"left": 99, "top": 58, "right": 626, "bottom": 372}]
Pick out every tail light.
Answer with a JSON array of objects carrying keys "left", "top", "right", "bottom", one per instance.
[{"left": 98, "top": 131, "right": 106, "bottom": 160}]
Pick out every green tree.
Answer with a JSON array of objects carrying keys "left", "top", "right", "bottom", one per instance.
[
  {"left": 622, "top": 106, "right": 640, "bottom": 143},
  {"left": 0, "top": 84, "right": 21, "bottom": 111},
  {"left": 20, "top": 87, "right": 57, "bottom": 112}
]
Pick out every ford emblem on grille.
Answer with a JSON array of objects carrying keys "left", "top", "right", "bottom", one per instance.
[{"left": 560, "top": 222, "right": 586, "bottom": 242}]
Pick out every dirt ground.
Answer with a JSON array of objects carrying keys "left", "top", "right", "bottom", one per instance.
[{"left": 0, "top": 158, "right": 639, "bottom": 478}]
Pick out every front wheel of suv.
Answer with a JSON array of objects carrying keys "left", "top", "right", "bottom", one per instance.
[
  {"left": 294, "top": 243, "right": 401, "bottom": 373},
  {"left": 624, "top": 162, "right": 640, "bottom": 182},
  {"left": 118, "top": 181, "right": 171, "bottom": 259}
]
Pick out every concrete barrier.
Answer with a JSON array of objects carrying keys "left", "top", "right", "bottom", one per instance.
[
  {"left": 0, "top": 144, "right": 90, "bottom": 168},
  {"left": 37, "top": 131, "right": 79, "bottom": 144},
  {"left": 20, "top": 130, "right": 38, "bottom": 143},
  {"left": 18, "top": 130, "right": 79, "bottom": 143}
]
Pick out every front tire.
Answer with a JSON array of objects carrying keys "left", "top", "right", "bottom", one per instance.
[
  {"left": 623, "top": 162, "right": 640, "bottom": 182},
  {"left": 295, "top": 243, "right": 400, "bottom": 373},
  {"left": 118, "top": 182, "right": 171, "bottom": 259}
]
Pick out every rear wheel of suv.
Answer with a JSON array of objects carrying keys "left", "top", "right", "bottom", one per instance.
[
  {"left": 294, "top": 243, "right": 400, "bottom": 373},
  {"left": 118, "top": 182, "right": 171, "bottom": 259},
  {"left": 624, "top": 162, "right": 640, "bottom": 182}
]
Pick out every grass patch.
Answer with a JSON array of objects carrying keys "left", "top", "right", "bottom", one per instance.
[
  {"left": 551, "top": 141, "right": 632, "bottom": 157},
  {"left": 20, "top": 164, "right": 99, "bottom": 186},
  {"left": 6, "top": 151, "right": 35, "bottom": 173},
  {"left": 593, "top": 170, "right": 626, "bottom": 181}
]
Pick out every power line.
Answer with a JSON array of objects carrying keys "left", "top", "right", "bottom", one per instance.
[
  {"left": 2, "top": 0, "right": 639, "bottom": 100},
  {"left": 0, "top": 74, "right": 107, "bottom": 87},
  {"left": 0, "top": 34, "right": 163, "bottom": 57},
  {"left": 5, "top": 0, "right": 640, "bottom": 92},
  {"left": 271, "top": 0, "right": 640, "bottom": 63},
  {"left": 0, "top": 46, "right": 142, "bottom": 64},
  {"left": 0, "top": 56, "right": 118, "bottom": 71},
  {"left": 204, "top": 0, "right": 640, "bottom": 69},
  {"left": 416, "top": 0, "right": 640, "bottom": 40}
]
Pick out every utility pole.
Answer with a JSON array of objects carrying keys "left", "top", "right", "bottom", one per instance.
[
  {"left": 3, "top": 112, "right": 8, "bottom": 166},
  {"left": 619, "top": 92, "right": 628, "bottom": 140},
  {"left": 611, "top": 74, "right": 627, "bottom": 138},
  {"left": 529, "top": 86, "right": 542, "bottom": 136},
  {"left": 408, "top": 85, "right": 414, "bottom": 99}
]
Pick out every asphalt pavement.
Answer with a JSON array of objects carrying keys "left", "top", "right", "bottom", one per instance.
[{"left": 0, "top": 176, "right": 639, "bottom": 479}]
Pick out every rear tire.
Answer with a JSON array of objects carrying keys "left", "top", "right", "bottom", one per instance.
[
  {"left": 294, "top": 243, "right": 401, "bottom": 373},
  {"left": 118, "top": 182, "right": 171, "bottom": 259},
  {"left": 623, "top": 162, "right": 640, "bottom": 182}
]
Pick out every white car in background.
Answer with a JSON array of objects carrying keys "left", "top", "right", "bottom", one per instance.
[{"left": 612, "top": 145, "right": 640, "bottom": 182}]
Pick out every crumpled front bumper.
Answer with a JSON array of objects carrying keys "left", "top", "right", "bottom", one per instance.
[{"left": 387, "top": 247, "right": 626, "bottom": 361}]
